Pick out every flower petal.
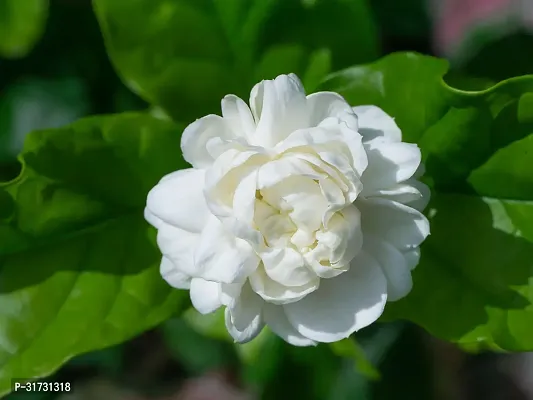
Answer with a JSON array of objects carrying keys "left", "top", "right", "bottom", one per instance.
[
  {"left": 249, "top": 265, "right": 319, "bottom": 305},
  {"left": 364, "top": 236, "right": 413, "bottom": 302},
  {"left": 221, "top": 94, "right": 256, "bottom": 140},
  {"left": 403, "top": 179, "right": 431, "bottom": 211},
  {"left": 403, "top": 248, "right": 421, "bottom": 270},
  {"left": 361, "top": 138, "right": 421, "bottom": 190},
  {"left": 225, "top": 282, "right": 265, "bottom": 343},
  {"left": 306, "top": 91, "right": 358, "bottom": 130},
  {"left": 249, "top": 74, "right": 309, "bottom": 147},
  {"left": 205, "top": 148, "right": 268, "bottom": 218},
  {"left": 263, "top": 303, "right": 316, "bottom": 346},
  {"left": 190, "top": 278, "right": 222, "bottom": 314},
  {"left": 353, "top": 105, "right": 402, "bottom": 142},
  {"left": 144, "top": 207, "right": 164, "bottom": 229},
  {"left": 284, "top": 251, "right": 387, "bottom": 343},
  {"left": 156, "top": 224, "right": 199, "bottom": 277},
  {"left": 195, "top": 215, "right": 259, "bottom": 283},
  {"left": 261, "top": 247, "right": 316, "bottom": 287},
  {"left": 160, "top": 256, "right": 191, "bottom": 289},
  {"left": 181, "top": 115, "right": 236, "bottom": 168},
  {"left": 357, "top": 198, "right": 430, "bottom": 251},
  {"left": 275, "top": 122, "right": 367, "bottom": 182},
  {"left": 146, "top": 168, "right": 209, "bottom": 233}
]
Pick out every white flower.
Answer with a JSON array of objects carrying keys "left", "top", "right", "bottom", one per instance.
[{"left": 145, "top": 74, "right": 430, "bottom": 346}]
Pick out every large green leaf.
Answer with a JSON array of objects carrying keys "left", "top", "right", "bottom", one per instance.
[
  {"left": 321, "top": 52, "right": 533, "bottom": 350},
  {"left": 0, "top": 113, "right": 189, "bottom": 395},
  {"left": 0, "top": 0, "right": 48, "bottom": 58},
  {"left": 92, "top": 0, "right": 379, "bottom": 122}
]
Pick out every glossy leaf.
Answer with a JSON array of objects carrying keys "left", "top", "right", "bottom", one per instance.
[
  {"left": 92, "top": 0, "right": 379, "bottom": 121},
  {"left": 0, "top": 113, "right": 189, "bottom": 395},
  {"left": 0, "top": 0, "right": 48, "bottom": 58},
  {"left": 322, "top": 52, "right": 533, "bottom": 350}
]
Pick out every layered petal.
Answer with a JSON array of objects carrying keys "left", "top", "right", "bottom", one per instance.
[
  {"left": 364, "top": 235, "right": 412, "bottom": 301},
  {"left": 261, "top": 247, "right": 316, "bottom": 287},
  {"left": 357, "top": 198, "right": 430, "bottom": 251},
  {"left": 361, "top": 138, "right": 421, "bottom": 193},
  {"left": 263, "top": 303, "right": 316, "bottom": 346},
  {"left": 147, "top": 74, "right": 430, "bottom": 347},
  {"left": 284, "top": 251, "right": 387, "bottom": 342},
  {"left": 160, "top": 256, "right": 191, "bottom": 289},
  {"left": 250, "top": 74, "right": 309, "bottom": 147},
  {"left": 190, "top": 278, "right": 222, "bottom": 314},
  {"left": 307, "top": 91, "right": 358, "bottom": 130},
  {"left": 249, "top": 265, "right": 319, "bottom": 305},
  {"left": 194, "top": 215, "right": 260, "bottom": 284},
  {"left": 181, "top": 115, "right": 237, "bottom": 168},
  {"left": 146, "top": 169, "right": 209, "bottom": 233},
  {"left": 225, "top": 282, "right": 265, "bottom": 343},
  {"left": 353, "top": 105, "right": 402, "bottom": 142},
  {"left": 221, "top": 94, "right": 256, "bottom": 140},
  {"left": 156, "top": 224, "right": 199, "bottom": 277}
]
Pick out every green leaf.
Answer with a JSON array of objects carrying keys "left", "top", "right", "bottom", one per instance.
[
  {"left": 321, "top": 52, "right": 533, "bottom": 350},
  {"left": 386, "top": 194, "right": 533, "bottom": 351},
  {"left": 469, "top": 134, "right": 533, "bottom": 200},
  {"left": 320, "top": 53, "right": 452, "bottom": 144},
  {"left": 92, "top": 0, "right": 379, "bottom": 121},
  {"left": 329, "top": 338, "right": 380, "bottom": 380},
  {"left": 0, "top": 0, "right": 48, "bottom": 58},
  {"left": 0, "top": 113, "right": 189, "bottom": 395}
]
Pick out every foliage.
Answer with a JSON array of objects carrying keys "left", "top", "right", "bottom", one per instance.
[{"left": 0, "top": 0, "right": 532, "bottom": 397}]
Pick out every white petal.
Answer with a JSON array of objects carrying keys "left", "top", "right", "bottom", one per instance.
[
  {"left": 275, "top": 122, "right": 367, "bottom": 182},
  {"left": 304, "top": 244, "right": 348, "bottom": 279},
  {"left": 144, "top": 207, "right": 164, "bottom": 229},
  {"left": 403, "top": 179, "right": 431, "bottom": 211},
  {"left": 219, "top": 282, "right": 243, "bottom": 306},
  {"left": 146, "top": 168, "right": 209, "bottom": 233},
  {"left": 362, "top": 138, "right": 421, "bottom": 190},
  {"left": 249, "top": 265, "right": 319, "bottom": 305},
  {"left": 261, "top": 173, "right": 327, "bottom": 232},
  {"left": 284, "top": 251, "right": 387, "bottom": 343},
  {"left": 364, "top": 236, "right": 412, "bottom": 302},
  {"left": 364, "top": 182, "right": 422, "bottom": 204},
  {"left": 232, "top": 168, "right": 258, "bottom": 229},
  {"left": 205, "top": 148, "right": 268, "bottom": 219},
  {"left": 263, "top": 303, "right": 316, "bottom": 346},
  {"left": 403, "top": 248, "right": 421, "bottom": 270},
  {"left": 181, "top": 115, "right": 237, "bottom": 168},
  {"left": 319, "top": 204, "right": 363, "bottom": 267},
  {"left": 195, "top": 215, "right": 259, "bottom": 284},
  {"left": 190, "top": 278, "right": 222, "bottom": 314},
  {"left": 225, "top": 282, "right": 265, "bottom": 343},
  {"left": 353, "top": 105, "right": 402, "bottom": 142},
  {"left": 157, "top": 224, "right": 199, "bottom": 277},
  {"left": 306, "top": 91, "right": 358, "bottom": 130},
  {"left": 254, "top": 199, "right": 295, "bottom": 248},
  {"left": 261, "top": 247, "right": 316, "bottom": 287},
  {"left": 258, "top": 155, "right": 324, "bottom": 190},
  {"left": 221, "top": 95, "right": 256, "bottom": 140},
  {"left": 357, "top": 198, "right": 430, "bottom": 251},
  {"left": 160, "top": 256, "right": 191, "bottom": 289},
  {"left": 249, "top": 74, "right": 309, "bottom": 147}
]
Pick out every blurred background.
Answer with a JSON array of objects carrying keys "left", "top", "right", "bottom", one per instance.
[{"left": 1, "top": 0, "right": 533, "bottom": 399}]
